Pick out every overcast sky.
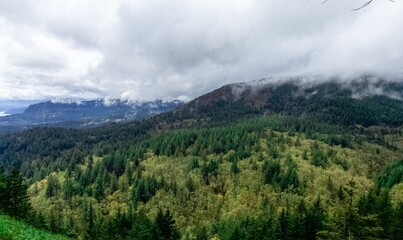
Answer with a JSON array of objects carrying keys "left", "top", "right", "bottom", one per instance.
[{"left": 0, "top": 0, "right": 402, "bottom": 101}]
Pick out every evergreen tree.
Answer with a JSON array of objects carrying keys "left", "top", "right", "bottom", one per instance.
[
  {"left": 155, "top": 209, "right": 180, "bottom": 240},
  {"left": 3, "top": 170, "right": 31, "bottom": 219},
  {"left": 276, "top": 209, "right": 290, "bottom": 240},
  {"left": 263, "top": 159, "right": 281, "bottom": 186},
  {"left": 63, "top": 177, "right": 75, "bottom": 200},
  {"left": 93, "top": 169, "right": 106, "bottom": 201},
  {"left": 110, "top": 171, "right": 119, "bottom": 193},
  {"left": 46, "top": 174, "right": 61, "bottom": 198},
  {"left": 305, "top": 197, "right": 325, "bottom": 239},
  {"left": 83, "top": 201, "right": 96, "bottom": 240},
  {"left": 129, "top": 212, "right": 156, "bottom": 240},
  {"left": 376, "top": 189, "right": 393, "bottom": 238},
  {"left": 0, "top": 166, "right": 6, "bottom": 212},
  {"left": 231, "top": 157, "right": 240, "bottom": 175},
  {"left": 390, "top": 203, "right": 403, "bottom": 240},
  {"left": 133, "top": 178, "right": 147, "bottom": 203}
]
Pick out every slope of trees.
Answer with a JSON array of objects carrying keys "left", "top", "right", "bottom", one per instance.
[
  {"left": 1, "top": 79, "right": 403, "bottom": 239},
  {"left": 5, "top": 115, "right": 397, "bottom": 239}
]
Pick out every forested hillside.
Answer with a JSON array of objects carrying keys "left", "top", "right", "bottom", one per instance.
[{"left": 0, "top": 79, "right": 403, "bottom": 239}]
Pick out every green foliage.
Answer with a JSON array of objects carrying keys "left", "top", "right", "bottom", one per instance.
[
  {"left": 46, "top": 174, "right": 60, "bottom": 198},
  {"left": 213, "top": 215, "right": 275, "bottom": 240},
  {"left": 230, "top": 157, "right": 240, "bottom": 175},
  {"left": 154, "top": 209, "right": 180, "bottom": 240},
  {"left": 1, "top": 111, "right": 403, "bottom": 239},
  {"left": 262, "top": 159, "right": 281, "bottom": 185},
  {"left": 0, "top": 214, "right": 70, "bottom": 240},
  {"left": 376, "top": 159, "right": 403, "bottom": 188},
  {"left": 2, "top": 170, "right": 31, "bottom": 220},
  {"left": 0, "top": 166, "right": 5, "bottom": 212},
  {"left": 310, "top": 142, "right": 328, "bottom": 168},
  {"left": 390, "top": 202, "right": 403, "bottom": 239},
  {"left": 129, "top": 211, "right": 156, "bottom": 240},
  {"left": 275, "top": 209, "right": 291, "bottom": 240},
  {"left": 201, "top": 160, "right": 219, "bottom": 185},
  {"left": 132, "top": 176, "right": 160, "bottom": 204}
]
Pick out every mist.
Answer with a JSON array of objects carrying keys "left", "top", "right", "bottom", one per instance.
[{"left": 0, "top": 0, "right": 402, "bottom": 101}]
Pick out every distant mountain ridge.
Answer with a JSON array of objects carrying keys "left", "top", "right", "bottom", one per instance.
[
  {"left": 0, "top": 99, "right": 184, "bottom": 129},
  {"left": 175, "top": 75, "right": 403, "bottom": 126}
]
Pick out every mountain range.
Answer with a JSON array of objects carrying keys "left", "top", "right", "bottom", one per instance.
[
  {"left": 0, "top": 75, "right": 403, "bottom": 240},
  {"left": 2, "top": 75, "right": 402, "bottom": 132},
  {"left": 0, "top": 99, "right": 184, "bottom": 131}
]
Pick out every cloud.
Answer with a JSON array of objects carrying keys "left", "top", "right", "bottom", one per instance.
[{"left": 0, "top": 0, "right": 402, "bottom": 101}]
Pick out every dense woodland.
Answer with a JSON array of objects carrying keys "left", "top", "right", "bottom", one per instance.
[{"left": 1, "top": 81, "right": 403, "bottom": 239}]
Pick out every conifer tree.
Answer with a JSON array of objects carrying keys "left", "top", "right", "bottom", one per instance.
[
  {"left": 0, "top": 166, "right": 6, "bottom": 212},
  {"left": 155, "top": 209, "right": 180, "bottom": 240},
  {"left": 129, "top": 212, "right": 156, "bottom": 240},
  {"left": 4, "top": 170, "right": 31, "bottom": 219},
  {"left": 276, "top": 208, "right": 290, "bottom": 240},
  {"left": 46, "top": 174, "right": 61, "bottom": 198},
  {"left": 231, "top": 157, "right": 240, "bottom": 175},
  {"left": 390, "top": 203, "right": 403, "bottom": 240}
]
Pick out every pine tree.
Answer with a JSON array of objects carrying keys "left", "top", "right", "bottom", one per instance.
[
  {"left": 129, "top": 211, "right": 156, "bottom": 240},
  {"left": 83, "top": 201, "right": 96, "bottom": 240},
  {"left": 133, "top": 178, "right": 147, "bottom": 203},
  {"left": 305, "top": 197, "right": 325, "bottom": 239},
  {"left": 93, "top": 169, "right": 106, "bottom": 201},
  {"left": 155, "top": 209, "right": 180, "bottom": 240},
  {"left": 46, "top": 174, "right": 61, "bottom": 198},
  {"left": 4, "top": 170, "right": 31, "bottom": 219},
  {"left": 0, "top": 166, "right": 6, "bottom": 212},
  {"left": 63, "top": 176, "right": 75, "bottom": 200},
  {"left": 376, "top": 189, "right": 393, "bottom": 238},
  {"left": 276, "top": 208, "right": 290, "bottom": 240},
  {"left": 390, "top": 203, "right": 403, "bottom": 240},
  {"left": 230, "top": 157, "right": 240, "bottom": 175}
]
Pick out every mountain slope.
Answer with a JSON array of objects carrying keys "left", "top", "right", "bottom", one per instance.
[
  {"left": 1, "top": 75, "right": 403, "bottom": 239},
  {"left": 176, "top": 75, "right": 403, "bottom": 126}
]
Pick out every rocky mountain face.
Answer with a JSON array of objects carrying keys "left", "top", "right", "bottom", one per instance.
[{"left": 0, "top": 99, "right": 183, "bottom": 129}]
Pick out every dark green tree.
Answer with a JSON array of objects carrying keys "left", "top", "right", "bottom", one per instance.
[
  {"left": 46, "top": 174, "right": 61, "bottom": 198},
  {"left": 195, "top": 226, "right": 209, "bottom": 240},
  {"left": 0, "top": 166, "right": 6, "bottom": 212},
  {"left": 155, "top": 209, "right": 180, "bottom": 240},
  {"left": 390, "top": 202, "right": 403, "bottom": 240},
  {"left": 304, "top": 197, "right": 325, "bottom": 239},
  {"left": 4, "top": 170, "right": 31, "bottom": 219},
  {"left": 263, "top": 159, "right": 281, "bottom": 186},
  {"left": 83, "top": 201, "right": 97, "bottom": 240},
  {"left": 230, "top": 157, "right": 240, "bottom": 175},
  {"left": 276, "top": 209, "right": 290, "bottom": 240},
  {"left": 129, "top": 211, "right": 156, "bottom": 240}
]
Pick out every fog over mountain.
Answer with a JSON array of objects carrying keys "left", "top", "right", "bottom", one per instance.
[{"left": 0, "top": 0, "right": 402, "bottom": 102}]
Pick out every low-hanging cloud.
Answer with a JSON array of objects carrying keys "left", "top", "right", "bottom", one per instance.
[{"left": 0, "top": 0, "right": 402, "bottom": 101}]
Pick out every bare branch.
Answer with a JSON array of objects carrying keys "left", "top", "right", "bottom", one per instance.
[
  {"left": 351, "top": 0, "right": 373, "bottom": 11},
  {"left": 320, "top": 0, "right": 396, "bottom": 11}
]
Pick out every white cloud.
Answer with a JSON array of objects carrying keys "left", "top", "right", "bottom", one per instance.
[{"left": 0, "top": 0, "right": 401, "bottom": 101}]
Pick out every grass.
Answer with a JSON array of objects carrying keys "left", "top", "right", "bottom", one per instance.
[{"left": 0, "top": 215, "right": 70, "bottom": 240}]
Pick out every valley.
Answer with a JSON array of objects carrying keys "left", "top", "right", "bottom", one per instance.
[{"left": 0, "top": 77, "right": 402, "bottom": 239}]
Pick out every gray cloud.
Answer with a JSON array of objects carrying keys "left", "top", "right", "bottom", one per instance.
[{"left": 0, "top": 0, "right": 402, "bottom": 101}]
